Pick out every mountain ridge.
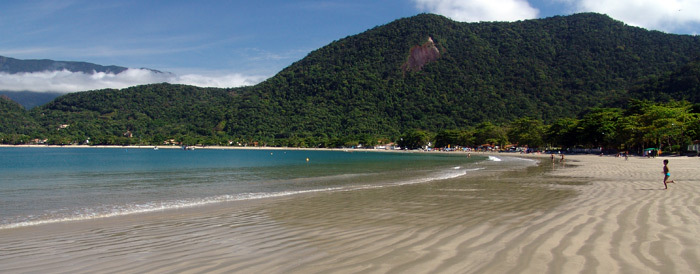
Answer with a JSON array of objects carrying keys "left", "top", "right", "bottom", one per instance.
[
  {"left": 0, "top": 55, "right": 168, "bottom": 108},
  {"left": 239, "top": 13, "right": 699, "bottom": 135},
  {"left": 0, "top": 55, "right": 129, "bottom": 74}
]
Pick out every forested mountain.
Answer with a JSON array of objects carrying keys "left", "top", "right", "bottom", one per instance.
[
  {"left": 0, "top": 96, "right": 37, "bottom": 139},
  {"left": 241, "top": 13, "right": 700, "bottom": 139},
  {"left": 27, "top": 84, "right": 238, "bottom": 145},
  {"left": 3, "top": 13, "right": 700, "bottom": 147}
]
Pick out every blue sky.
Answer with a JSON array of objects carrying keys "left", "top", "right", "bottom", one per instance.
[{"left": 1, "top": 0, "right": 699, "bottom": 92}]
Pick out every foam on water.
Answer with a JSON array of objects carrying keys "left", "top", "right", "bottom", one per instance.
[
  {"left": 391, "top": 167, "right": 472, "bottom": 186},
  {"left": 0, "top": 187, "right": 346, "bottom": 230}
]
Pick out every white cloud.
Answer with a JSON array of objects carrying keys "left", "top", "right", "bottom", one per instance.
[
  {"left": 171, "top": 73, "right": 266, "bottom": 88},
  {"left": 413, "top": 0, "right": 540, "bottom": 22},
  {"left": 412, "top": 0, "right": 699, "bottom": 34},
  {"left": 0, "top": 69, "right": 267, "bottom": 93},
  {"left": 561, "top": 0, "right": 700, "bottom": 33}
]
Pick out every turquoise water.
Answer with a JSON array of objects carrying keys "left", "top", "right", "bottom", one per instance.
[{"left": 0, "top": 147, "right": 486, "bottom": 229}]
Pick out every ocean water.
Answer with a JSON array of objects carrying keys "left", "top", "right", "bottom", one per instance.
[{"left": 0, "top": 147, "right": 493, "bottom": 229}]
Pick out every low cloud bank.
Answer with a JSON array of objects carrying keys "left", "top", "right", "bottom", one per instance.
[
  {"left": 0, "top": 68, "right": 267, "bottom": 93},
  {"left": 570, "top": 0, "right": 700, "bottom": 33}
]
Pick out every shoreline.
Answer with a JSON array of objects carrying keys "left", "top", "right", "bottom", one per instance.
[
  {"left": 2, "top": 154, "right": 698, "bottom": 273},
  {"left": 2, "top": 144, "right": 693, "bottom": 160},
  {"left": 0, "top": 143, "right": 407, "bottom": 152}
]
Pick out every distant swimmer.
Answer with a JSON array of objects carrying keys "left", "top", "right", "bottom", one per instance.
[{"left": 663, "top": 159, "right": 675, "bottom": 189}]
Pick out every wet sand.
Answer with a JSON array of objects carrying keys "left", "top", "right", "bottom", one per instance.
[{"left": 1, "top": 155, "right": 698, "bottom": 273}]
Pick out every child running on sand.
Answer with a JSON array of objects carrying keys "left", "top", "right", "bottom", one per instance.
[{"left": 663, "top": 159, "right": 675, "bottom": 189}]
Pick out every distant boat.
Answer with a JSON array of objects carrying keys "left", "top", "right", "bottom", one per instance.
[{"left": 153, "top": 146, "right": 159, "bottom": 150}]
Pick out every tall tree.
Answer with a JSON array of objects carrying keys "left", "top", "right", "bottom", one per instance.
[
  {"left": 578, "top": 108, "right": 623, "bottom": 148},
  {"left": 399, "top": 129, "right": 431, "bottom": 149},
  {"left": 508, "top": 117, "right": 545, "bottom": 148}
]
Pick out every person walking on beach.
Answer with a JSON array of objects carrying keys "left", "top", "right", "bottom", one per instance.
[{"left": 663, "top": 159, "right": 675, "bottom": 189}]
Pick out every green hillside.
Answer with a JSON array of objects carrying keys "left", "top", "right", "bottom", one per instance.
[
  {"left": 3, "top": 13, "right": 700, "bottom": 148},
  {"left": 28, "top": 84, "right": 238, "bottom": 145},
  {"left": 0, "top": 95, "right": 38, "bottom": 143},
  {"left": 628, "top": 59, "right": 700, "bottom": 102}
]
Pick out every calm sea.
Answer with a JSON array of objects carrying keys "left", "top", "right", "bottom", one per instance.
[{"left": 0, "top": 147, "right": 495, "bottom": 229}]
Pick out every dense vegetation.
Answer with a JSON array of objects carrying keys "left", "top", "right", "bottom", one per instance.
[
  {"left": 407, "top": 100, "right": 699, "bottom": 155},
  {"left": 23, "top": 84, "right": 239, "bottom": 146},
  {"left": 628, "top": 59, "right": 700, "bottom": 103},
  {"left": 0, "top": 96, "right": 38, "bottom": 143},
  {"left": 1, "top": 13, "right": 699, "bottom": 154}
]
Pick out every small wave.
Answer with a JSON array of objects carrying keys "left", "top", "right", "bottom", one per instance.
[
  {"left": 395, "top": 173, "right": 463, "bottom": 186},
  {"left": 488, "top": 156, "right": 502, "bottom": 162},
  {"left": 392, "top": 167, "right": 483, "bottom": 186},
  {"left": 0, "top": 188, "right": 344, "bottom": 230}
]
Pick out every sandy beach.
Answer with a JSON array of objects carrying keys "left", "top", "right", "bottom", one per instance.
[{"left": 1, "top": 154, "right": 698, "bottom": 273}]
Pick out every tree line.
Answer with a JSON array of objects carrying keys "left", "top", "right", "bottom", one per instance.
[
  {"left": 3, "top": 95, "right": 698, "bottom": 155},
  {"left": 400, "top": 100, "right": 700, "bottom": 155}
]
